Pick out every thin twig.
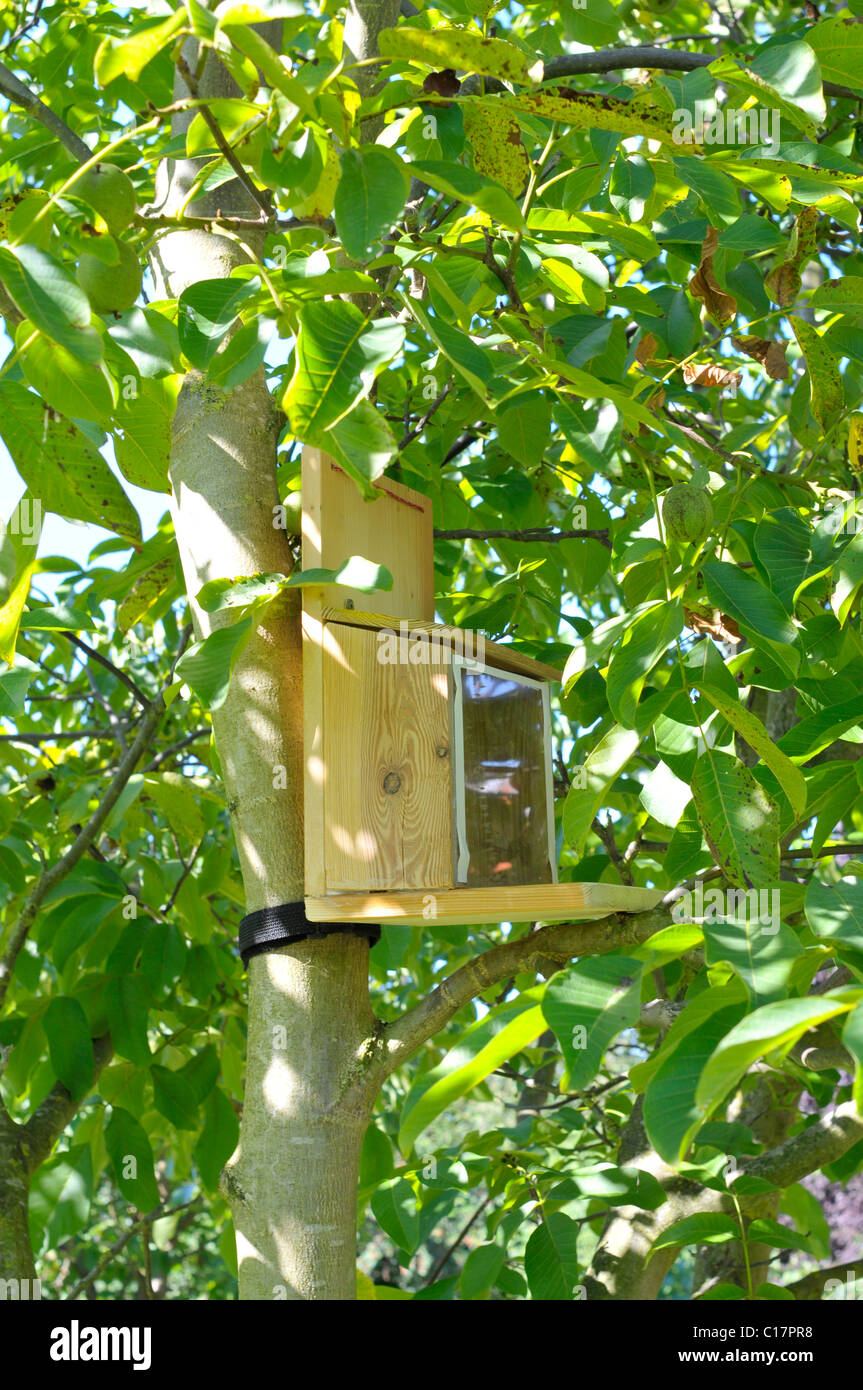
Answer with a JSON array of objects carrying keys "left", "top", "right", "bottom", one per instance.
[
  {"left": 175, "top": 54, "right": 271, "bottom": 216},
  {"left": 60, "top": 632, "right": 150, "bottom": 708},
  {"left": 0, "top": 58, "right": 91, "bottom": 160},
  {"left": 435, "top": 526, "right": 611, "bottom": 549},
  {"left": 64, "top": 1199, "right": 201, "bottom": 1301},
  {"left": 423, "top": 1194, "right": 493, "bottom": 1287}
]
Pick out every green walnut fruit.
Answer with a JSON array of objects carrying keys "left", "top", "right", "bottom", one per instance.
[
  {"left": 74, "top": 162, "right": 137, "bottom": 233},
  {"left": 662, "top": 483, "right": 714, "bottom": 545},
  {"left": 281, "top": 492, "right": 302, "bottom": 536},
  {"left": 76, "top": 238, "right": 142, "bottom": 314}
]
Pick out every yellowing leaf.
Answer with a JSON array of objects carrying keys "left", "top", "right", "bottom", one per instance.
[
  {"left": 378, "top": 26, "right": 543, "bottom": 84},
  {"left": 790, "top": 315, "right": 844, "bottom": 432},
  {"left": 463, "top": 99, "right": 529, "bottom": 198}
]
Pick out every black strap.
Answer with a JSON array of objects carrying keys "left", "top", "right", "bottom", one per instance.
[{"left": 239, "top": 901, "right": 380, "bottom": 967}]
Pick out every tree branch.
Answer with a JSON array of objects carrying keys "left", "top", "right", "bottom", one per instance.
[
  {"left": 22, "top": 1035, "right": 113, "bottom": 1174},
  {"left": 60, "top": 631, "right": 151, "bottom": 708},
  {"left": 0, "top": 694, "right": 166, "bottom": 1011},
  {"left": 378, "top": 904, "right": 673, "bottom": 1080},
  {"left": 64, "top": 1197, "right": 201, "bottom": 1300},
  {"left": 743, "top": 1101, "right": 863, "bottom": 1188},
  {"left": 0, "top": 58, "right": 92, "bottom": 161},
  {"left": 434, "top": 526, "right": 612, "bottom": 548},
  {"left": 785, "top": 1259, "right": 863, "bottom": 1300},
  {"left": 174, "top": 53, "right": 271, "bottom": 216},
  {"left": 539, "top": 46, "right": 859, "bottom": 102}
]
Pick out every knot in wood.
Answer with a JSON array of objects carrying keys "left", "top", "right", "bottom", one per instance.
[{"left": 382, "top": 771, "right": 402, "bottom": 795}]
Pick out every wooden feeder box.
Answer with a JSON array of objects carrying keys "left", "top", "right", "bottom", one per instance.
[{"left": 302, "top": 448, "right": 662, "bottom": 927}]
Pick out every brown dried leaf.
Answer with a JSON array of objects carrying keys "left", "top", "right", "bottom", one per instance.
[
  {"left": 682, "top": 362, "right": 742, "bottom": 390},
  {"left": 635, "top": 332, "right": 659, "bottom": 366},
  {"left": 732, "top": 335, "right": 790, "bottom": 381},
  {"left": 765, "top": 261, "right": 802, "bottom": 307},
  {"left": 685, "top": 607, "right": 742, "bottom": 643},
  {"left": 689, "top": 226, "right": 737, "bottom": 327}
]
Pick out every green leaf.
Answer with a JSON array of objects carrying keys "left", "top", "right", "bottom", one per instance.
[
  {"left": 562, "top": 724, "right": 641, "bottom": 855},
  {"left": 692, "top": 750, "right": 780, "bottom": 887},
  {"left": 0, "top": 382, "right": 141, "bottom": 543},
  {"left": 609, "top": 153, "right": 655, "bottom": 223},
  {"left": 108, "top": 307, "right": 181, "bottom": 377},
  {"left": 524, "top": 1213, "right": 581, "bottom": 1299},
  {"left": 103, "top": 975, "right": 151, "bottom": 1066},
  {"left": 398, "top": 993, "right": 545, "bottom": 1153},
  {"left": 702, "top": 561, "right": 798, "bottom": 649},
  {"left": 114, "top": 378, "right": 178, "bottom": 493},
  {"left": 460, "top": 1243, "right": 506, "bottom": 1300},
  {"left": 317, "top": 399, "right": 397, "bottom": 500},
  {"left": 811, "top": 276, "right": 863, "bottom": 314},
  {"left": 409, "top": 159, "right": 525, "bottom": 231},
  {"left": 19, "top": 329, "right": 115, "bottom": 426},
  {"left": 0, "top": 494, "right": 42, "bottom": 666},
  {"left": 806, "top": 11, "right": 863, "bottom": 95},
  {"left": 206, "top": 315, "right": 276, "bottom": 391},
  {"left": 398, "top": 291, "right": 492, "bottom": 398},
  {"left": 543, "top": 956, "right": 642, "bottom": 1087},
  {"left": 29, "top": 1144, "right": 93, "bottom": 1252},
  {"left": 790, "top": 315, "right": 844, "bottom": 432},
  {"left": 0, "top": 246, "right": 102, "bottom": 363},
  {"left": 285, "top": 301, "right": 404, "bottom": 437},
  {"left": 842, "top": 1001, "right": 863, "bottom": 1111},
  {"left": 703, "top": 915, "right": 800, "bottom": 1005},
  {"left": 606, "top": 600, "right": 683, "bottom": 728},
  {"left": 562, "top": 602, "right": 663, "bottom": 692},
  {"left": 747, "top": 1217, "right": 813, "bottom": 1254},
  {"left": 334, "top": 146, "right": 408, "bottom": 261},
  {"left": 177, "top": 277, "right": 260, "bottom": 371},
  {"left": 95, "top": 10, "right": 186, "bottom": 84},
  {"left": 140, "top": 920, "right": 186, "bottom": 995},
  {"left": 378, "top": 25, "right": 543, "bottom": 84},
  {"left": 831, "top": 532, "right": 863, "bottom": 626},
  {"left": 371, "top": 1177, "right": 419, "bottom": 1254},
  {"left": 779, "top": 695, "right": 863, "bottom": 760},
  {"left": 644, "top": 1004, "right": 748, "bottom": 1162},
  {"left": 649, "top": 1213, "right": 740, "bottom": 1259},
  {"left": 43, "top": 997, "right": 94, "bottom": 1101},
  {"left": 174, "top": 616, "right": 253, "bottom": 711},
  {"left": 105, "top": 1107, "right": 161, "bottom": 1212},
  {"left": 752, "top": 509, "right": 816, "bottom": 613},
  {"left": 695, "top": 683, "right": 807, "bottom": 818},
  {"left": 151, "top": 1063, "right": 200, "bottom": 1130},
  {"left": 195, "top": 1088, "right": 239, "bottom": 1191},
  {"left": 805, "top": 877, "right": 863, "bottom": 954},
  {"left": 695, "top": 996, "right": 855, "bottom": 1120}
]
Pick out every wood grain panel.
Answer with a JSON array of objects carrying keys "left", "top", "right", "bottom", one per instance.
[
  {"left": 320, "top": 608, "right": 562, "bottom": 683},
  {"left": 302, "top": 449, "right": 433, "bottom": 620},
  {"left": 322, "top": 623, "right": 453, "bottom": 891},
  {"left": 306, "top": 882, "right": 665, "bottom": 926}
]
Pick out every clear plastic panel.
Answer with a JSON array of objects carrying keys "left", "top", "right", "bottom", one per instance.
[{"left": 455, "top": 665, "right": 554, "bottom": 887}]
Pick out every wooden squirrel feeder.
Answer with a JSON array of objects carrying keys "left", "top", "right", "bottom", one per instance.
[{"left": 302, "top": 448, "right": 662, "bottom": 927}]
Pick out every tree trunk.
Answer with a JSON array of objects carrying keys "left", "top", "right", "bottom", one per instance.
[
  {"left": 0, "top": 1120, "right": 35, "bottom": 1286},
  {"left": 154, "top": 38, "right": 378, "bottom": 1300}
]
